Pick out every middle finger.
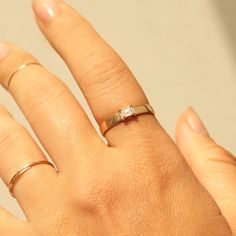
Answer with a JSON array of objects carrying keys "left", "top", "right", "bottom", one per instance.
[{"left": 0, "top": 44, "right": 103, "bottom": 171}]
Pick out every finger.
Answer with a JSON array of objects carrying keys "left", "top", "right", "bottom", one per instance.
[
  {"left": 0, "top": 102, "right": 58, "bottom": 220},
  {"left": 0, "top": 43, "right": 103, "bottom": 172},
  {"left": 176, "top": 107, "right": 236, "bottom": 234},
  {"left": 32, "top": 0, "right": 159, "bottom": 146}
]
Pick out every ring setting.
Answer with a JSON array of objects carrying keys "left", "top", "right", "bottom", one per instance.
[
  {"left": 100, "top": 104, "right": 155, "bottom": 136},
  {"left": 120, "top": 105, "right": 137, "bottom": 121}
]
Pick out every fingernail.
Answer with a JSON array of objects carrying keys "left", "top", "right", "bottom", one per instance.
[
  {"left": 32, "top": 0, "right": 61, "bottom": 22},
  {"left": 0, "top": 43, "right": 10, "bottom": 61},
  {"left": 186, "top": 107, "right": 209, "bottom": 136}
]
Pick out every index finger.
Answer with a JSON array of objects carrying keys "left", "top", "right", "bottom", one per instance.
[{"left": 32, "top": 0, "right": 161, "bottom": 146}]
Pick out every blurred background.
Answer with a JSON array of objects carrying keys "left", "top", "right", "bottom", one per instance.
[{"left": 0, "top": 0, "right": 235, "bottom": 219}]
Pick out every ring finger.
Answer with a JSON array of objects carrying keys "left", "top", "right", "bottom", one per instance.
[{"left": 0, "top": 103, "right": 57, "bottom": 220}]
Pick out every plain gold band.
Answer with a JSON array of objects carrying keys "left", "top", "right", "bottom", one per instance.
[
  {"left": 7, "top": 62, "right": 42, "bottom": 90},
  {"left": 100, "top": 104, "right": 155, "bottom": 136},
  {"left": 8, "top": 160, "right": 55, "bottom": 198}
]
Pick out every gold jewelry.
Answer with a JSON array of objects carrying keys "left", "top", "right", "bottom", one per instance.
[
  {"left": 8, "top": 160, "right": 55, "bottom": 198},
  {"left": 7, "top": 62, "right": 41, "bottom": 89},
  {"left": 100, "top": 104, "right": 155, "bottom": 136}
]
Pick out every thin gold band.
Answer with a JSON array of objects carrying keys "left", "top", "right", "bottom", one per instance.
[
  {"left": 100, "top": 104, "right": 155, "bottom": 136},
  {"left": 8, "top": 160, "right": 55, "bottom": 198},
  {"left": 7, "top": 62, "right": 41, "bottom": 89}
]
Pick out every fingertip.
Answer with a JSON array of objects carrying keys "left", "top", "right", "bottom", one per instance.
[
  {"left": 177, "top": 107, "right": 209, "bottom": 136},
  {"left": 32, "top": 0, "right": 62, "bottom": 23}
]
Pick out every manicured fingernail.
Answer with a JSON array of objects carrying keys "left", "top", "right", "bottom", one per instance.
[
  {"left": 0, "top": 43, "right": 10, "bottom": 61},
  {"left": 32, "top": 0, "right": 61, "bottom": 22},
  {"left": 186, "top": 107, "right": 209, "bottom": 136}
]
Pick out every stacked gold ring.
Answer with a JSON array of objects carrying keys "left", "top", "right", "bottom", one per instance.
[
  {"left": 8, "top": 160, "right": 55, "bottom": 198},
  {"left": 7, "top": 62, "right": 41, "bottom": 90}
]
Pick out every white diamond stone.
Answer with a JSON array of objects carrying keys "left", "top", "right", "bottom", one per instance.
[{"left": 120, "top": 106, "right": 134, "bottom": 120}]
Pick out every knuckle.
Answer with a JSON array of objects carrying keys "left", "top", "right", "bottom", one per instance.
[
  {"left": 193, "top": 143, "right": 236, "bottom": 175},
  {"left": 26, "top": 76, "right": 69, "bottom": 112},
  {"left": 75, "top": 143, "right": 183, "bottom": 215},
  {"left": 82, "top": 55, "right": 132, "bottom": 98},
  {"left": 0, "top": 124, "right": 23, "bottom": 155},
  {"left": 199, "top": 143, "right": 235, "bottom": 161},
  {"left": 124, "top": 141, "right": 182, "bottom": 174},
  {"left": 76, "top": 147, "right": 178, "bottom": 213},
  {"left": 114, "top": 144, "right": 186, "bottom": 194},
  {"left": 76, "top": 170, "right": 123, "bottom": 213},
  {"left": 25, "top": 80, "right": 70, "bottom": 126}
]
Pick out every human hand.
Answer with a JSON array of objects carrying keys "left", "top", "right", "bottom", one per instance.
[
  {"left": 0, "top": 0, "right": 231, "bottom": 235},
  {"left": 176, "top": 108, "right": 236, "bottom": 235}
]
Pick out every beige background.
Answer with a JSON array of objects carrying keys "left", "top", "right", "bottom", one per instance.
[{"left": 0, "top": 0, "right": 235, "bottom": 219}]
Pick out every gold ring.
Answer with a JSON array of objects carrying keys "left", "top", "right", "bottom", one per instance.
[
  {"left": 7, "top": 62, "right": 42, "bottom": 89},
  {"left": 100, "top": 104, "right": 155, "bottom": 136},
  {"left": 8, "top": 160, "right": 55, "bottom": 198}
]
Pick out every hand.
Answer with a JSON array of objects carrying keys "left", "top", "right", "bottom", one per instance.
[
  {"left": 0, "top": 1, "right": 230, "bottom": 235},
  {"left": 176, "top": 108, "right": 236, "bottom": 235}
]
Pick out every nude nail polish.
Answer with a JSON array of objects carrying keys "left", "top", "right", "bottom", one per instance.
[
  {"left": 0, "top": 43, "right": 10, "bottom": 61},
  {"left": 33, "top": 0, "right": 61, "bottom": 22},
  {"left": 187, "top": 107, "right": 209, "bottom": 136}
]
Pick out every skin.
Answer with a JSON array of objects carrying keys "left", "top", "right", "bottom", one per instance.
[{"left": 0, "top": 0, "right": 234, "bottom": 235}]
